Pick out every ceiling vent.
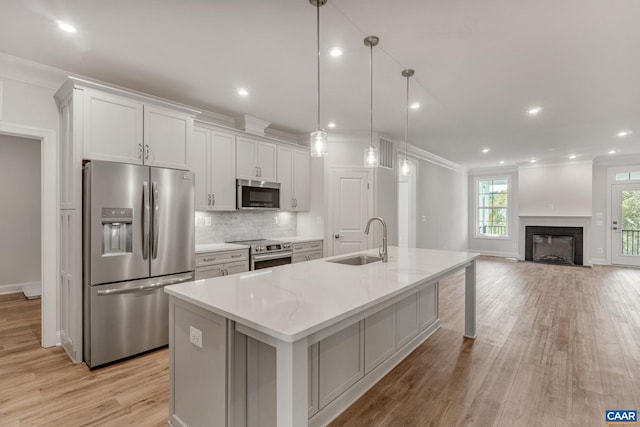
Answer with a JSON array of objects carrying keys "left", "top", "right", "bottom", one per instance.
[{"left": 378, "top": 137, "right": 394, "bottom": 169}]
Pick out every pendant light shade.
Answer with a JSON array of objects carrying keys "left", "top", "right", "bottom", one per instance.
[
  {"left": 309, "top": 0, "right": 328, "bottom": 157},
  {"left": 400, "top": 68, "right": 415, "bottom": 176},
  {"left": 364, "top": 36, "right": 379, "bottom": 168}
]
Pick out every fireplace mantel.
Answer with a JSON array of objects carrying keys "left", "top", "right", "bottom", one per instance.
[{"left": 518, "top": 215, "right": 592, "bottom": 266}]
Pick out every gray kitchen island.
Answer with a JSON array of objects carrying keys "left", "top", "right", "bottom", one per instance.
[{"left": 165, "top": 246, "right": 479, "bottom": 427}]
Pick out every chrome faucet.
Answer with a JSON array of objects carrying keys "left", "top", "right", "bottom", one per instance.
[{"left": 364, "top": 217, "right": 388, "bottom": 262}]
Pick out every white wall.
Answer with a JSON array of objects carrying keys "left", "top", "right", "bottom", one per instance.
[
  {"left": 416, "top": 159, "right": 468, "bottom": 251},
  {"left": 0, "top": 134, "right": 41, "bottom": 287},
  {"left": 297, "top": 156, "right": 325, "bottom": 248},
  {"left": 591, "top": 164, "right": 608, "bottom": 263},
  {"left": 518, "top": 162, "right": 593, "bottom": 216}
]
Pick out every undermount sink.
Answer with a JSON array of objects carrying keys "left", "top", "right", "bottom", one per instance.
[{"left": 327, "top": 255, "right": 383, "bottom": 266}]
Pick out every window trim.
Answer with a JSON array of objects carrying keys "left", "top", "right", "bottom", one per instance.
[{"left": 474, "top": 175, "right": 511, "bottom": 240}]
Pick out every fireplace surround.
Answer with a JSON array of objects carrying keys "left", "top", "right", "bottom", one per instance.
[{"left": 525, "top": 226, "right": 583, "bottom": 265}]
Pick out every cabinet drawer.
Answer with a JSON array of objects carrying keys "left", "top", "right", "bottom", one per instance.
[
  {"left": 196, "top": 249, "right": 248, "bottom": 267},
  {"left": 291, "top": 241, "right": 323, "bottom": 253}
]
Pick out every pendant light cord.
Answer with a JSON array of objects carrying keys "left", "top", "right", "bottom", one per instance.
[
  {"left": 369, "top": 42, "right": 374, "bottom": 148},
  {"left": 404, "top": 74, "right": 409, "bottom": 160},
  {"left": 316, "top": 1, "right": 321, "bottom": 131}
]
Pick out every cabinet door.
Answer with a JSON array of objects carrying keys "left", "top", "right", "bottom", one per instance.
[
  {"left": 364, "top": 305, "right": 395, "bottom": 374},
  {"left": 418, "top": 283, "right": 438, "bottom": 329},
  {"left": 291, "top": 254, "right": 307, "bottom": 264},
  {"left": 308, "top": 343, "right": 319, "bottom": 417},
  {"left": 195, "top": 265, "right": 224, "bottom": 280},
  {"left": 396, "top": 294, "right": 419, "bottom": 348},
  {"left": 292, "top": 150, "right": 310, "bottom": 211},
  {"left": 82, "top": 88, "right": 143, "bottom": 164},
  {"left": 190, "top": 127, "right": 210, "bottom": 211},
  {"left": 236, "top": 137, "right": 258, "bottom": 179},
  {"left": 277, "top": 146, "right": 294, "bottom": 210},
  {"left": 257, "top": 141, "right": 277, "bottom": 182},
  {"left": 144, "top": 105, "right": 192, "bottom": 169},
  {"left": 224, "top": 260, "right": 249, "bottom": 276},
  {"left": 318, "top": 321, "right": 364, "bottom": 408},
  {"left": 210, "top": 131, "right": 237, "bottom": 210},
  {"left": 307, "top": 250, "right": 323, "bottom": 261}
]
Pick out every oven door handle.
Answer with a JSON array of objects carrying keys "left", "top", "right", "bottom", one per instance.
[{"left": 252, "top": 251, "right": 293, "bottom": 262}]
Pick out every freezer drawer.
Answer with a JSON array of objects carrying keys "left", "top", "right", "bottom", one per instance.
[{"left": 84, "top": 272, "right": 193, "bottom": 367}]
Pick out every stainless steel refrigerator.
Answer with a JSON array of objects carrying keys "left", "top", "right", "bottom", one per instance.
[{"left": 83, "top": 161, "right": 194, "bottom": 367}]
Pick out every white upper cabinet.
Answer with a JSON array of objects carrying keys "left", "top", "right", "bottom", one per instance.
[
  {"left": 82, "top": 88, "right": 144, "bottom": 164},
  {"left": 236, "top": 137, "right": 277, "bottom": 182},
  {"left": 81, "top": 87, "right": 192, "bottom": 169},
  {"left": 189, "top": 125, "right": 236, "bottom": 211},
  {"left": 143, "top": 104, "right": 192, "bottom": 169},
  {"left": 277, "top": 146, "right": 309, "bottom": 211}
]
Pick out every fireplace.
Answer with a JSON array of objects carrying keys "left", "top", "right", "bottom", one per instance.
[{"left": 525, "top": 226, "right": 583, "bottom": 265}]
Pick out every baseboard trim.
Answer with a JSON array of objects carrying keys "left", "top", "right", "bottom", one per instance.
[
  {"left": 0, "top": 280, "right": 40, "bottom": 295},
  {"left": 591, "top": 257, "right": 608, "bottom": 265}
]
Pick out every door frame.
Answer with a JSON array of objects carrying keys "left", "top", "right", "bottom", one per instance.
[
  {"left": 606, "top": 165, "right": 640, "bottom": 266},
  {"left": 0, "top": 122, "right": 58, "bottom": 347},
  {"left": 326, "top": 166, "right": 374, "bottom": 257},
  {"left": 610, "top": 181, "right": 640, "bottom": 266}
]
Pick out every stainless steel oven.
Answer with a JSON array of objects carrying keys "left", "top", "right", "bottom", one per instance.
[{"left": 228, "top": 239, "right": 292, "bottom": 270}]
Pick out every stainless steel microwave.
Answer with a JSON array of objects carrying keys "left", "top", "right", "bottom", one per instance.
[{"left": 237, "top": 179, "right": 280, "bottom": 210}]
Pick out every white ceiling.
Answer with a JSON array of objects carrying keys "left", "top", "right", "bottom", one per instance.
[{"left": 1, "top": 0, "right": 639, "bottom": 169}]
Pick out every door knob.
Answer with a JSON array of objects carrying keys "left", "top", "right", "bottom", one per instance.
[
  {"left": 612, "top": 226, "right": 618, "bottom": 230},
  {"left": 334, "top": 234, "right": 342, "bottom": 239}
]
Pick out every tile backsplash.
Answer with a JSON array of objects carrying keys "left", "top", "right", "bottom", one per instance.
[{"left": 195, "top": 211, "right": 297, "bottom": 244}]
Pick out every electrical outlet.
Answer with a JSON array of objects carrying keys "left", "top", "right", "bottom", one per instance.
[
  {"left": 274, "top": 215, "right": 279, "bottom": 224},
  {"left": 204, "top": 216, "right": 211, "bottom": 226},
  {"left": 421, "top": 216, "right": 426, "bottom": 222},
  {"left": 597, "top": 248, "right": 603, "bottom": 254},
  {"left": 316, "top": 216, "right": 323, "bottom": 225},
  {"left": 190, "top": 326, "right": 202, "bottom": 348}
]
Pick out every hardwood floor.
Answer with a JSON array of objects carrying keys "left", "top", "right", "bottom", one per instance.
[{"left": 1, "top": 257, "right": 639, "bottom": 426}]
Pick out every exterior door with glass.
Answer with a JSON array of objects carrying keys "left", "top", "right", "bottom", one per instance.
[{"left": 611, "top": 183, "right": 640, "bottom": 267}]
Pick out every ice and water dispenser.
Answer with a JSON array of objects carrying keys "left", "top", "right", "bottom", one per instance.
[{"left": 101, "top": 208, "right": 133, "bottom": 255}]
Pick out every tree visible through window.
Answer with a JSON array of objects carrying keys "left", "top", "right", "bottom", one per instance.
[{"left": 477, "top": 178, "right": 508, "bottom": 237}]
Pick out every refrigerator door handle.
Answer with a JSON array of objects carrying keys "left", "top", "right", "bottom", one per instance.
[
  {"left": 96, "top": 274, "right": 194, "bottom": 295},
  {"left": 152, "top": 181, "right": 159, "bottom": 259},
  {"left": 142, "top": 181, "right": 150, "bottom": 260}
]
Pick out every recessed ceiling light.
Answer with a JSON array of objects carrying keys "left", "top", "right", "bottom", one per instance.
[
  {"left": 617, "top": 130, "right": 632, "bottom": 137},
  {"left": 410, "top": 102, "right": 420, "bottom": 110},
  {"left": 329, "top": 47, "right": 342, "bottom": 57},
  {"left": 327, "top": 121, "right": 336, "bottom": 128},
  {"left": 608, "top": 150, "right": 617, "bottom": 154},
  {"left": 57, "top": 21, "right": 77, "bottom": 33},
  {"left": 237, "top": 88, "right": 249, "bottom": 96},
  {"left": 527, "top": 106, "right": 542, "bottom": 115},
  {"left": 569, "top": 155, "right": 576, "bottom": 159},
  {"left": 481, "top": 148, "right": 490, "bottom": 153},
  {"left": 499, "top": 160, "right": 505, "bottom": 164},
  {"left": 530, "top": 159, "right": 537, "bottom": 163}
]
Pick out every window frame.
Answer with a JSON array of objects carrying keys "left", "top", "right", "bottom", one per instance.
[{"left": 474, "top": 175, "right": 511, "bottom": 240}]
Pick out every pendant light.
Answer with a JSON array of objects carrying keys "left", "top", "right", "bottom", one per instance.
[
  {"left": 400, "top": 69, "right": 414, "bottom": 176},
  {"left": 364, "top": 36, "right": 379, "bottom": 168},
  {"left": 309, "top": 0, "right": 328, "bottom": 157}
]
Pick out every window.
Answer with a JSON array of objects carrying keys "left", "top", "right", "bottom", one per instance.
[{"left": 476, "top": 177, "right": 509, "bottom": 238}]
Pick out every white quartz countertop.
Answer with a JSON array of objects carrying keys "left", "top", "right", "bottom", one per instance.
[
  {"left": 166, "top": 246, "right": 479, "bottom": 342},
  {"left": 195, "top": 243, "right": 250, "bottom": 253}
]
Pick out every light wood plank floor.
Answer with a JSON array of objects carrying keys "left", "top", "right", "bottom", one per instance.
[{"left": 1, "top": 257, "right": 639, "bottom": 426}]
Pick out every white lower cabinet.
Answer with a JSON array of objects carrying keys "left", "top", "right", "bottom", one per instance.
[
  {"left": 364, "top": 305, "right": 396, "bottom": 374},
  {"left": 170, "top": 301, "right": 226, "bottom": 427},
  {"left": 318, "top": 322, "right": 365, "bottom": 409},
  {"left": 396, "top": 294, "right": 420, "bottom": 348},
  {"left": 194, "top": 249, "right": 249, "bottom": 280},
  {"left": 239, "top": 281, "right": 438, "bottom": 426},
  {"left": 291, "top": 240, "right": 323, "bottom": 264}
]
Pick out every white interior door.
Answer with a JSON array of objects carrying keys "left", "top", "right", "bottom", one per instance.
[
  {"left": 331, "top": 168, "right": 371, "bottom": 256},
  {"left": 611, "top": 183, "right": 640, "bottom": 267}
]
